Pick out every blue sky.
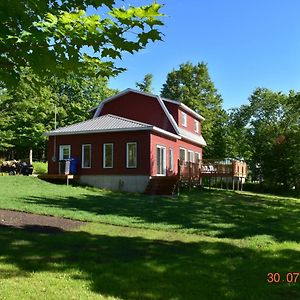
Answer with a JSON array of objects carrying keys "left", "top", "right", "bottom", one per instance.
[{"left": 108, "top": 0, "right": 300, "bottom": 110}]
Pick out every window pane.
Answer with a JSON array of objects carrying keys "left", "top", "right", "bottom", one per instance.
[
  {"left": 169, "top": 148, "right": 173, "bottom": 171},
  {"left": 180, "top": 148, "right": 186, "bottom": 161},
  {"left": 188, "top": 151, "right": 194, "bottom": 162},
  {"left": 127, "top": 143, "right": 137, "bottom": 168},
  {"left": 194, "top": 120, "right": 199, "bottom": 132},
  {"left": 156, "top": 147, "right": 161, "bottom": 174},
  {"left": 182, "top": 112, "right": 187, "bottom": 126},
  {"left": 62, "top": 148, "right": 69, "bottom": 159},
  {"left": 60, "top": 145, "right": 70, "bottom": 160},
  {"left": 82, "top": 145, "right": 91, "bottom": 168},
  {"left": 104, "top": 144, "right": 113, "bottom": 168}
]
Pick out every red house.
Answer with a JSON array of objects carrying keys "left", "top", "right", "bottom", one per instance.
[{"left": 45, "top": 89, "right": 207, "bottom": 193}]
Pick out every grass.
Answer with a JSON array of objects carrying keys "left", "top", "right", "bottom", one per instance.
[{"left": 0, "top": 176, "right": 299, "bottom": 299}]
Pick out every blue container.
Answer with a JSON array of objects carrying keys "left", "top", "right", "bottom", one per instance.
[{"left": 69, "top": 158, "right": 79, "bottom": 175}]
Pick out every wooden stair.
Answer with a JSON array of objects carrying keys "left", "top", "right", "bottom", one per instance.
[{"left": 144, "top": 176, "right": 178, "bottom": 195}]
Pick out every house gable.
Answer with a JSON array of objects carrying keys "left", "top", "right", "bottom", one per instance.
[{"left": 93, "top": 89, "right": 179, "bottom": 135}]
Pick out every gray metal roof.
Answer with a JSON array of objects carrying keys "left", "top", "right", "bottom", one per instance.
[
  {"left": 45, "top": 114, "right": 153, "bottom": 136},
  {"left": 178, "top": 127, "right": 207, "bottom": 146}
]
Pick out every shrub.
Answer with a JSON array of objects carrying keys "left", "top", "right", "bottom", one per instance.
[{"left": 32, "top": 162, "right": 48, "bottom": 174}]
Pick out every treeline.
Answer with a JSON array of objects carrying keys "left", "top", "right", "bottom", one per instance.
[
  {"left": 137, "top": 62, "right": 300, "bottom": 192},
  {"left": 1, "top": 62, "right": 299, "bottom": 192},
  {"left": 0, "top": 68, "right": 117, "bottom": 160}
]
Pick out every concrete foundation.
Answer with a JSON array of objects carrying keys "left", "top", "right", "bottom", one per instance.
[{"left": 79, "top": 175, "right": 150, "bottom": 193}]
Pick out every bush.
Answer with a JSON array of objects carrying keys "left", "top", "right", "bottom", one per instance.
[{"left": 32, "top": 162, "right": 48, "bottom": 174}]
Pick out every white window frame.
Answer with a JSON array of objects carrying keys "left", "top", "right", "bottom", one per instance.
[
  {"left": 59, "top": 145, "right": 71, "bottom": 160},
  {"left": 181, "top": 111, "right": 187, "bottom": 127},
  {"left": 103, "top": 143, "right": 113, "bottom": 169},
  {"left": 169, "top": 148, "right": 174, "bottom": 172},
  {"left": 82, "top": 144, "right": 91, "bottom": 169},
  {"left": 188, "top": 150, "right": 194, "bottom": 163},
  {"left": 156, "top": 145, "right": 167, "bottom": 176},
  {"left": 126, "top": 142, "right": 137, "bottom": 168},
  {"left": 179, "top": 147, "right": 187, "bottom": 162},
  {"left": 194, "top": 120, "right": 199, "bottom": 133}
]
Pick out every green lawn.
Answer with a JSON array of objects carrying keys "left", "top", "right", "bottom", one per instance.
[{"left": 0, "top": 176, "right": 299, "bottom": 299}]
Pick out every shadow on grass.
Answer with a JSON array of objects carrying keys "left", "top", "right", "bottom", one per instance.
[
  {"left": 23, "top": 188, "right": 300, "bottom": 242},
  {"left": 0, "top": 225, "right": 300, "bottom": 299}
]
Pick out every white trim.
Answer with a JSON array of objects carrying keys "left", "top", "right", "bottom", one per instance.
[
  {"left": 179, "top": 147, "right": 187, "bottom": 162},
  {"left": 126, "top": 142, "right": 137, "bottom": 168},
  {"left": 181, "top": 111, "right": 187, "bottom": 127},
  {"left": 103, "top": 143, "right": 113, "bottom": 169},
  {"left": 82, "top": 144, "right": 91, "bottom": 169},
  {"left": 152, "top": 126, "right": 181, "bottom": 139},
  {"left": 45, "top": 125, "right": 181, "bottom": 140},
  {"left": 59, "top": 145, "right": 71, "bottom": 160},
  {"left": 162, "top": 97, "right": 205, "bottom": 121},
  {"left": 156, "top": 96, "right": 180, "bottom": 135},
  {"left": 156, "top": 145, "right": 166, "bottom": 176},
  {"left": 180, "top": 103, "right": 205, "bottom": 121},
  {"left": 180, "top": 134, "right": 207, "bottom": 146}
]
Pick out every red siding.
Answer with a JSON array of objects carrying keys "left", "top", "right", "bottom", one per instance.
[
  {"left": 163, "top": 101, "right": 179, "bottom": 124},
  {"left": 150, "top": 132, "right": 203, "bottom": 176},
  {"left": 48, "top": 131, "right": 151, "bottom": 175},
  {"left": 100, "top": 92, "right": 176, "bottom": 134},
  {"left": 178, "top": 108, "right": 202, "bottom": 135}
]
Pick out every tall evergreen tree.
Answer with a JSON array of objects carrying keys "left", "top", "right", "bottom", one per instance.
[
  {"left": 136, "top": 73, "right": 153, "bottom": 93},
  {"left": 161, "top": 62, "right": 227, "bottom": 158}
]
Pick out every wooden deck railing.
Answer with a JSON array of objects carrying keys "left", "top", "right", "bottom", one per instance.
[{"left": 178, "top": 159, "right": 247, "bottom": 180}]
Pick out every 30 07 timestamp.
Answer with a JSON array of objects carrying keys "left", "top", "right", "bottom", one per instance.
[{"left": 267, "top": 272, "right": 299, "bottom": 283}]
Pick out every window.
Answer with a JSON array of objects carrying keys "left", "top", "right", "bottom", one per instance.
[
  {"left": 59, "top": 145, "right": 71, "bottom": 160},
  {"left": 181, "top": 111, "right": 187, "bottom": 127},
  {"left": 156, "top": 145, "right": 166, "bottom": 175},
  {"left": 188, "top": 150, "right": 194, "bottom": 163},
  {"left": 103, "top": 143, "right": 113, "bottom": 168},
  {"left": 179, "top": 147, "right": 187, "bottom": 162},
  {"left": 126, "top": 142, "right": 137, "bottom": 168},
  {"left": 82, "top": 144, "right": 91, "bottom": 168},
  {"left": 195, "top": 152, "right": 201, "bottom": 163},
  {"left": 194, "top": 120, "right": 199, "bottom": 133},
  {"left": 169, "top": 148, "right": 174, "bottom": 171}
]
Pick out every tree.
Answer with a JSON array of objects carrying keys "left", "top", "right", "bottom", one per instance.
[
  {"left": 136, "top": 73, "right": 153, "bottom": 93},
  {"left": 228, "top": 88, "right": 300, "bottom": 190},
  {"left": 0, "top": 1, "right": 164, "bottom": 86},
  {"left": 161, "top": 62, "right": 227, "bottom": 158},
  {"left": 0, "top": 90, "right": 14, "bottom": 152},
  {"left": 0, "top": 69, "right": 116, "bottom": 159}
]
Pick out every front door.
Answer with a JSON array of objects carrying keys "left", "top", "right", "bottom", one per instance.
[{"left": 156, "top": 145, "right": 166, "bottom": 176}]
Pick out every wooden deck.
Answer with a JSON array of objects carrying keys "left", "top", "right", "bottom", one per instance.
[{"left": 178, "top": 159, "right": 247, "bottom": 191}]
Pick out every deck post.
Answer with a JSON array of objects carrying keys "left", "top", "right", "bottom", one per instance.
[
  {"left": 241, "top": 178, "right": 243, "bottom": 191},
  {"left": 226, "top": 177, "right": 228, "bottom": 190},
  {"left": 232, "top": 177, "right": 235, "bottom": 191},
  {"left": 237, "top": 177, "right": 240, "bottom": 190}
]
